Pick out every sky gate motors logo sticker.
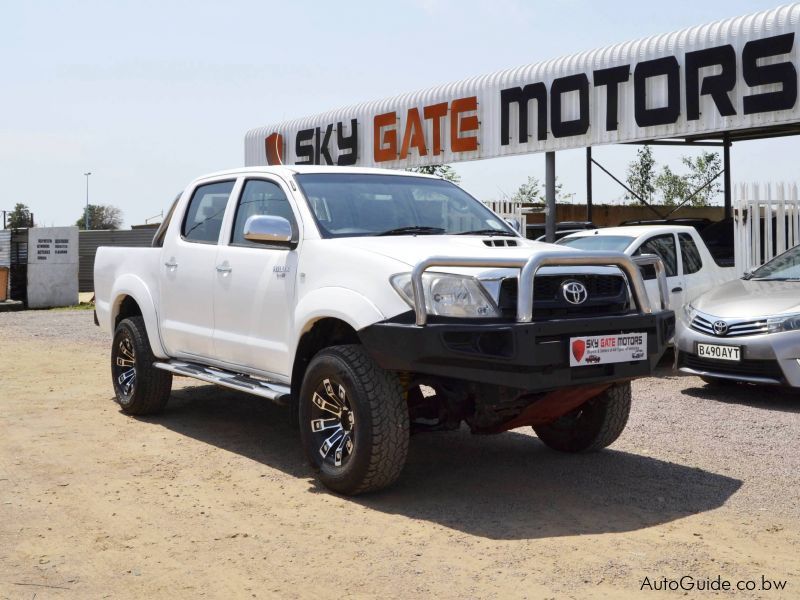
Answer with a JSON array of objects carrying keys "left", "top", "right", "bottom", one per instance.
[{"left": 262, "top": 33, "right": 797, "bottom": 167}]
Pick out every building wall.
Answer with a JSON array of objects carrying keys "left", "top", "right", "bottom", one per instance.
[
  {"left": 526, "top": 204, "right": 725, "bottom": 228},
  {"left": 27, "top": 227, "right": 79, "bottom": 309}
]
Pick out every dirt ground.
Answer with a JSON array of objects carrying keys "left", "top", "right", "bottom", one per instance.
[{"left": 1, "top": 310, "right": 799, "bottom": 599}]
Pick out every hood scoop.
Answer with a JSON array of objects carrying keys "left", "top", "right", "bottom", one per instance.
[{"left": 482, "top": 238, "right": 519, "bottom": 247}]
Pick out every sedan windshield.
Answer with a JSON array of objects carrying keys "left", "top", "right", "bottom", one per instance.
[
  {"left": 294, "top": 173, "right": 516, "bottom": 238},
  {"left": 749, "top": 244, "right": 800, "bottom": 280},
  {"left": 557, "top": 235, "right": 635, "bottom": 252}
]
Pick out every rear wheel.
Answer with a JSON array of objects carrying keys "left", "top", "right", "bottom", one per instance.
[
  {"left": 299, "top": 345, "right": 409, "bottom": 495},
  {"left": 111, "top": 316, "right": 172, "bottom": 415},
  {"left": 532, "top": 382, "right": 631, "bottom": 453}
]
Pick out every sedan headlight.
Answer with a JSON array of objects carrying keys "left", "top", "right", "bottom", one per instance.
[
  {"left": 683, "top": 303, "right": 698, "bottom": 323},
  {"left": 767, "top": 312, "right": 800, "bottom": 333},
  {"left": 390, "top": 272, "right": 500, "bottom": 318}
]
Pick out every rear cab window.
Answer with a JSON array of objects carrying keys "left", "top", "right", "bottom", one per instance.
[
  {"left": 679, "top": 233, "right": 703, "bottom": 275},
  {"left": 181, "top": 180, "right": 236, "bottom": 244}
]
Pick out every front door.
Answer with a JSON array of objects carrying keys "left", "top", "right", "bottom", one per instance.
[
  {"left": 633, "top": 233, "right": 682, "bottom": 310},
  {"left": 159, "top": 179, "right": 236, "bottom": 359},
  {"left": 212, "top": 177, "right": 299, "bottom": 378}
]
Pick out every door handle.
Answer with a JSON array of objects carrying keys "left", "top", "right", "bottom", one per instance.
[
  {"left": 164, "top": 261, "right": 178, "bottom": 269},
  {"left": 216, "top": 264, "right": 232, "bottom": 273},
  {"left": 671, "top": 286, "right": 683, "bottom": 293}
]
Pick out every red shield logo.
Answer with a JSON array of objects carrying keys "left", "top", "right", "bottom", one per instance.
[
  {"left": 571, "top": 339, "right": 586, "bottom": 362},
  {"left": 265, "top": 132, "right": 284, "bottom": 165}
]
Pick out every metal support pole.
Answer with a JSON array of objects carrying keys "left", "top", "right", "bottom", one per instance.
[
  {"left": 84, "top": 171, "right": 92, "bottom": 230},
  {"left": 586, "top": 147, "right": 593, "bottom": 223},
  {"left": 723, "top": 134, "right": 732, "bottom": 220},
  {"left": 545, "top": 151, "right": 556, "bottom": 243}
]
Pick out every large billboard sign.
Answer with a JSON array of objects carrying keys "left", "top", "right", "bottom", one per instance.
[{"left": 245, "top": 5, "right": 800, "bottom": 169}]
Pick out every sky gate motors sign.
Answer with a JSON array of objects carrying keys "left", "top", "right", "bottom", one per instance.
[{"left": 244, "top": 7, "right": 800, "bottom": 169}]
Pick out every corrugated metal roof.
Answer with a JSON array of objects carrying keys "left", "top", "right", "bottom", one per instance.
[{"left": 245, "top": 3, "right": 800, "bottom": 168}]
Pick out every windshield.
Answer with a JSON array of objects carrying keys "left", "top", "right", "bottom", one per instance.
[
  {"left": 557, "top": 235, "right": 635, "bottom": 252},
  {"left": 294, "top": 173, "right": 517, "bottom": 238},
  {"left": 749, "top": 244, "right": 800, "bottom": 280}
]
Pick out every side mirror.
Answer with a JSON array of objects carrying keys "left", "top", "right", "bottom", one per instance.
[
  {"left": 243, "top": 215, "right": 295, "bottom": 247},
  {"left": 504, "top": 218, "right": 522, "bottom": 233}
]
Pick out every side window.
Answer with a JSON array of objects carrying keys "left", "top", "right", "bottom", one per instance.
[
  {"left": 231, "top": 179, "right": 295, "bottom": 247},
  {"left": 635, "top": 234, "right": 677, "bottom": 279},
  {"left": 182, "top": 181, "right": 235, "bottom": 244},
  {"left": 679, "top": 233, "right": 703, "bottom": 275}
]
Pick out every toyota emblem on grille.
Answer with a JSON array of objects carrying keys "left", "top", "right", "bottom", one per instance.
[
  {"left": 713, "top": 320, "right": 729, "bottom": 336},
  {"left": 561, "top": 280, "right": 588, "bottom": 305}
]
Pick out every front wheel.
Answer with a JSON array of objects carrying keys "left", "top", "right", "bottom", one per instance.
[
  {"left": 532, "top": 382, "right": 631, "bottom": 453},
  {"left": 111, "top": 316, "right": 172, "bottom": 415},
  {"left": 298, "top": 345, "right": 409, "bottom": 495}
]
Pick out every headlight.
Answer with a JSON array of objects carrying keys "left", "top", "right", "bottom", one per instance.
[
  {"left": 767, "top": 312, "right": 800, "bottom": 333},
  {"left": 390, "top": 272, "right": 500, "bottom": 318},
  {"left": 683, "top": 303, "right": 697, "bottom": 323}
]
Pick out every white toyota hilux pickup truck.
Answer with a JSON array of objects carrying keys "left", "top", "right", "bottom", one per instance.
[{"left": 95, "top": 166, "right": 674, "bottom": 495}]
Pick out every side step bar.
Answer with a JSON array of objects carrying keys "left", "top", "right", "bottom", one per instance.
[{"left": 153, "top": 360, "right": 292, "bottom": 405}]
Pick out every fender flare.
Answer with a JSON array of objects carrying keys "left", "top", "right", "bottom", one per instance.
[
  {"left": 291, "top": 287, "right": 386, "bottom": 359},
  {"left": 110, "top": 274, "right": 169, "bottom": 358}
]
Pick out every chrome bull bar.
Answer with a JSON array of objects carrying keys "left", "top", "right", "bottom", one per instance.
[{"left": 410, "top": 250, "right": 669, "bottom": 326}]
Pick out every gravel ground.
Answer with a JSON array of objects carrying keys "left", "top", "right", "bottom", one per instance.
[{"left": 1, "top": 308, "right": 799, "bottom": 598}]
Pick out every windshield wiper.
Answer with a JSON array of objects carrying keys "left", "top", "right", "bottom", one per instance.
[
  {"left": 457, "top": 229, "right": 514, "bottom": 237},
  {"left": 375, "top": 226, "right": 445, "bottom": 236}
]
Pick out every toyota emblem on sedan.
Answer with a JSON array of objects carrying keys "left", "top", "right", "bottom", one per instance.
[
  {"left": 713, "top": 320, "right": 729, "bottom": 336},
  {"left": 561, "top": 281, "right": 588, "bottom": 305}
]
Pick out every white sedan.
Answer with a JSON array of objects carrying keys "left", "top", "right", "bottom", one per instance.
[{"left": 557, "top": 225, "right": 736, "bottom": 310}]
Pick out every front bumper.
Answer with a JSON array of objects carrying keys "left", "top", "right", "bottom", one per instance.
[
  {"left": 358, "top": 310, "right": 674, "bottom": 392},
  {"left": 675, "top": 319, "right": 800, "bottom": 386}
]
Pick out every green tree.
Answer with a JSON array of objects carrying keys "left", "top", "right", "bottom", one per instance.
[
  {"left": 510, "top": 176, "right": 563, "bottom": 204},
  {"left": 7, "top": 203, "right": 33, "bottom": 228},
  {"left": 76, "top": 204, "right": 123, "bottom": 230},
  {"left": 406, "top": 164, "right": 461, "bottom": 183},
  {"left": 626, "top": 145, "right": 657, "bottom": 204},
  {"left": 681, "top": 151, "right": 722, "bottom": 207},
  {"left": 654, "top": 165, "right": 688, "bottom": 207}
]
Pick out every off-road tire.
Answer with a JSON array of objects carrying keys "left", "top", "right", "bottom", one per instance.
[
  {"left": 532, "top": 382, "right": 631, "bottom": 453},
  {"left": 299, "top": 344, "right": 409, "bottom": 495},
  {"left": 111, "top": 316, "right": 172, "bottom": 415}
]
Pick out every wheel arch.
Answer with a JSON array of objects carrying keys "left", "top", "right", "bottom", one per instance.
[
  {"left": 291, "top": 317, "right": 361, "bottom": 395},
  {"left": 109, "top": 274, "right": 168, "bottom": 358}
]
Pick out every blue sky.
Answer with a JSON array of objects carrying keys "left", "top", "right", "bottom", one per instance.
[{"left": 1, "top": 0, "right": 796, "bottom": 227}]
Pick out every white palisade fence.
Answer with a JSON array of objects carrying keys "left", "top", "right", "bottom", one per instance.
[
  {"left": 734, "top": 183, "right": 800, "bottom": 276},
  {"left": 484, "top": 200, "right": 526, "bottom": 232}
]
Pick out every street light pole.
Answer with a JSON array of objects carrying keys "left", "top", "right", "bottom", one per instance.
[{"left": 84, "top": 172, "right": 92, "bottom": 230}]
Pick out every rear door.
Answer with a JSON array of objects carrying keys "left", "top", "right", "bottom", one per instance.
[
  {"left": 632, "top": 233, "right": 683, "bottom": 309},
  {"left": 212, "top": 177, "right": 300, "bottom": 378},
  {"left": 159, "top": 179, "right": 236, "bottom": 359}
]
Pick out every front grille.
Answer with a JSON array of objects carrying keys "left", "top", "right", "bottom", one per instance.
[
  {"left": 498, "top": 274, "right": 629, "bottom": 319},
  {"left": 679, "top": 353, "right": 784, "bottom": 380},
  {"left": 691, "top": 314, "right": 769, "bottom": 337}
]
